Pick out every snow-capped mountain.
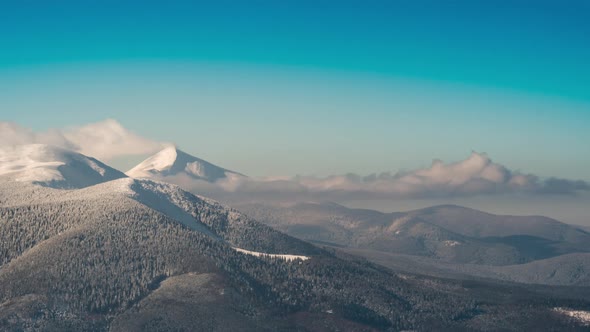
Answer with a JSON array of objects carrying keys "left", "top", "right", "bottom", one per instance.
[
  {"left": 0, "top": 144, "right": 126, "bottom": 189},
  {"left": 126, "top": 146, "right": 244, "bottom": 183}
]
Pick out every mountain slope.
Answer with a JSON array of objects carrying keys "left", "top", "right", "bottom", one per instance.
[
  {"left": 127, "top": 146, "right": 244, "bottom": 183},
  {"left": 0, "top": 144, "right": 126, "bottom": 189}
]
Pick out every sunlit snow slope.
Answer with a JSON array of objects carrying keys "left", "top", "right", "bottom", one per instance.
[
  {"left": 126, "top": 146, "right": 244, "bottom": 183},
  {"left": 0, "top": 144, "right": 126, "bottom": 189}
]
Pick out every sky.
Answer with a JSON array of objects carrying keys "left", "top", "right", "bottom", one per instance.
[{"left": 0, "top": 1, "right": 589, "bottom": 222}]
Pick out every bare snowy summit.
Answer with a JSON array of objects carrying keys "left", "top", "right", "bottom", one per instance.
[
  {"left": 0, "top": 144, "right": 126, "bottom": 189},
  {"left": 126, "top": 145, "right": 244, "bottom": 183}
]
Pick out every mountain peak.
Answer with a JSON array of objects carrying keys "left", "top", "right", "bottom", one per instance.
[
  {"left": 0, "top": 144, "right": 126, "bottom": 189},
  {"left": 126, "top": 146, "right": 243, "bottom": 183}
]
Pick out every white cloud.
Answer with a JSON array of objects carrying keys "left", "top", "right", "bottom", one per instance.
[
  {"left": 0, "top": 122, "right": 73, "bottom": 148},
  {"left": 0, "top": 119, "right": 164, "bottom": 161},
  {"left": 201, "top": 152, "right": 588, "bottom": 200}
]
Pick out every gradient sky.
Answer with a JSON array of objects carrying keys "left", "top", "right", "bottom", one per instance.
[{"left": 1, "top": 0, "right": 589, "bottom": 180}]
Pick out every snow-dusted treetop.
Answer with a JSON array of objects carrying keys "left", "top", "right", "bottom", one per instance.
[
  {"left": 0, "top": 144, "right": 126, "bottom": 189},
  {"left": 126, "top": 145, "right": 244, "bottom": 183}
]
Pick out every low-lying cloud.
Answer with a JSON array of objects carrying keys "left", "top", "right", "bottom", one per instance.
[
  {"left": 198, "top": 152, "right": 589, "bottom": 201},
  {"left": 0, "top": 119, "right": 164, "bottom": 161}
]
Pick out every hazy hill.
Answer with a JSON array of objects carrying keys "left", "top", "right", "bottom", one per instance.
[
  {"left": 238, "top": 202, "right": 590, "bottom": 266},
  {"left": 340, "top": 248, "right": 590, "bottom": 287}
]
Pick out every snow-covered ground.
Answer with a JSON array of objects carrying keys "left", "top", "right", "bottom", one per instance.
[
  {"left": 553, "top": 308, "right": 590, "bottom": 326},
  {"left": 126, "top": 179, "right": 220, "bottom": 238},
  {"left": 233, "top": 247, "right": 310, "bottom": 262}
]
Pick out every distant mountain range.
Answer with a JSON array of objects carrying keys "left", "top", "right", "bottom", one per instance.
[
  {"left": 237, "top": 202, "right": 590, "bottom": 286},
  {"left": 1, "top": 144, "right": 589, "bottom": 331}
]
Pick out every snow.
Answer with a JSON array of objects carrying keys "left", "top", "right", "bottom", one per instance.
[
  {"left": 0, "top": 144, "right": 65, "bottom": 182},
  {"left": 69, "top": 177, "right": 136, "bottom": 199},
  {"left": 69, "top": 178, "right": 220, "bottom": 239},
  {"left": 93, "top": 179, "right": 309, "bottom": 261},
  {"left": 84, "top": 179, "right": 309, "bottom": 260},
  {"left": 233, "top": 247, "right": 310, "bottom": 262},
  {"left": 128, "top": 145, "right": 178, "bottom": 176},
  {"left": 443, "top": 240, "right": 461, "bottom": 247},
  {"left": 553, "top": 308, "right": 590, "bottom": 326},
  {"left": 0, "top": 144, "right": 126, "bottom": 189},
  {"left": 126, "top": 179, "right": 220, "bottom": 239},
  {"left": 126, "top": 146, "right": 244, "bottom": 183}
]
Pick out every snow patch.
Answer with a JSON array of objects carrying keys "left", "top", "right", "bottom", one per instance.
[
  {"left": 443, "top": 240, "right": 461, "bottom": 247},
  {"left": 553, "top": 308, "right": 590, "bottom": 326},
  {"left": 233, "top": 247, "right": 310, "bottom": 262}
]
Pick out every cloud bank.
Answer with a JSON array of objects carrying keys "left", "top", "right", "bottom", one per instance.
[
  {"left": 193, "top": 152, "right": 589, "bottom": 201},
  {"left": 0, "top": 119, "right": 164, "bottom": 161}
]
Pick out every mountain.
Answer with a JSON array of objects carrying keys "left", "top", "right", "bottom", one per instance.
[
  {"left": 0, "top": 144, "right": 126, "bottom": 189},
  {"left": 237, "top": 202, "right": 590, "bottom": 266},
  {"left": 2, "top": 145, "right": 587, "bottom": 331},
  {"left": 127, "top": 146, "right": 244, "bottom": 183}
]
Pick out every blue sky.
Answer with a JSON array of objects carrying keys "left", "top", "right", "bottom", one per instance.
[{"left": 1, "top": 0, "right": 589, "bottom": 179}]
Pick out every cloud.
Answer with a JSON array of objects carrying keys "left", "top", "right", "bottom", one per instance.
[
  {"left": 61, "top": 119, "right": 165, "bottom": 160},
  {"left": 0, "top": 122, "right": 73, "bottom": 148},
  {"left": 0, "top": 119, "right": 164, "bottom": 161},
  {"left": 191, "top": 152, "right": 589, "bottom": 201}
]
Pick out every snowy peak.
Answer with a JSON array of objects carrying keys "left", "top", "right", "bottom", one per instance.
[
  {"left": 0, "top": 144, "right": 126, "bottom": 189},
  {"left": 126, "top": 146, "right": 243, "bottom": 182}
]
